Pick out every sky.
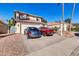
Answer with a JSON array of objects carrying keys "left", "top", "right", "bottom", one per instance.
[{"left": 0, "top": 3, "right": 79, "bottom": 23}]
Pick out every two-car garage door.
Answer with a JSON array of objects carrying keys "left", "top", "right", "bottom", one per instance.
[{"left": 21, "top": 23, "right": 43, "bottom": 34}]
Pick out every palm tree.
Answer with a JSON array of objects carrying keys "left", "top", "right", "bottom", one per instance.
[
  {"left": 59, "top": 3, "right": 64, "bottom": 36},
  {"left": 64, "top": 17, "right": 71, "bottom": 31},
  {"left": 70, "top": 3, "right": 76, "bottom": 32},
  {"left": 64, "top": 17, "right": 71, "bottom": 23},
  {"left": 57, "top": 3, "right": 64, "bottom": 36},
  {"left": 62, "top": 3, "right": 64, "bottom": 35},
  {"left": 57, "top": 2, "right": 76, "bottom": 35}
]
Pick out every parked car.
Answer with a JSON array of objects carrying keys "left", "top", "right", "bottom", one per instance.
[
  {"left": 39, "top": 27, "right": 54, "bottom": 36},
  {"left": 24, "top": 27, "right": 41, "bottom": 39}
]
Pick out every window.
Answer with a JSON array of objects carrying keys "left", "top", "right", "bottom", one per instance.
[
  {"left": 36, "top": 18, "right": 39, "bottom": 21},
  {"left": 20, "top": 14, "right": 27, "bottom": 20}
]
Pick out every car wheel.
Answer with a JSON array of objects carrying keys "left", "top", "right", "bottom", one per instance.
[
  {"left": 51, "top": 32, "right": 54, "bottom": 36},
  {"left": 24, "top": 33, "right": 26, "bottom": 35},
  {"left": 27, "top": 35, "right": 31, "bottom": 39},
  {"left": 43, "top": 32, "right": 46, "bottom": 36}
]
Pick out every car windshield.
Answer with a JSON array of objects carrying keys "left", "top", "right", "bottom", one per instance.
[{"left": 29, "top": 27, "right": 39, "bottom": 31}]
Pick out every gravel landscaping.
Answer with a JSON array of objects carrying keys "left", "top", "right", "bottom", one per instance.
[{"left": 0, "top": 34, "right": 28, "bottom": 56}]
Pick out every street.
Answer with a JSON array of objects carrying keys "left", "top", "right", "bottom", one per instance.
[{"left": 0, "top": 33, "right": 79, "bottom": 56}]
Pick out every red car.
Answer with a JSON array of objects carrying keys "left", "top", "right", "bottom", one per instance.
[{"left": 39, "top": 27, "right": 54, "bottom": 36}]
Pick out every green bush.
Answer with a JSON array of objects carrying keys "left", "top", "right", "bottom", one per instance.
[
  {"left": 52, "top": 27, "right": 59, "bottom": 31},
  {"left": 71, "top": 28, "right": 79, "bottom": 32}
]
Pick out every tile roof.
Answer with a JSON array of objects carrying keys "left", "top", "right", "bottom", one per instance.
[
  {"left": 47, "top": 22, "right": 61, "bottom": 26},
  {"left": 47, "top": 22, "right": 69, "bottom": 26}
]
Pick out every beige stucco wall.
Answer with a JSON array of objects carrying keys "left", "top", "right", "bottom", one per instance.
[
  {"left": 15, "top": 22, "right": 21, "bottom": 33},
  {"left": 58, "top": 24, "right": 68, "bottom": 31},
  {"left": 64, "top": 24, "right": 68, "bottom": 31}
]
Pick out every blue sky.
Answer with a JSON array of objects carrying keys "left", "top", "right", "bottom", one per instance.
[{"left": 0, "top": 3, "right": 79, "bottom": 23}]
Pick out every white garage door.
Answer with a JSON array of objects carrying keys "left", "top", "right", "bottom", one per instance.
[{"left": 21, "top": 23, "right": 43, "bottom": 34}]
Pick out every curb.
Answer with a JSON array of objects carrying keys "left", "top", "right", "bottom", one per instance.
[{"left": 0, "top": 33, "right": 15, "bottom": 38}]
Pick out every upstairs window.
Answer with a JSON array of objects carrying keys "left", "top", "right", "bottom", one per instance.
[
  {"left": 20, "top": 14, "right": 27, "bottom": 20},
  {"left": 36, "top": 18, "right": 39, "bottom": 21}
]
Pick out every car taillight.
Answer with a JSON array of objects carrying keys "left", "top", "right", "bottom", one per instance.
[{"left": 27, "top": 32, "right": 31, "bottom": 35}]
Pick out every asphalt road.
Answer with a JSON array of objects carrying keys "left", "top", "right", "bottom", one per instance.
[{"left": 28, "top": 36, "right": 79, "bottom": 56}]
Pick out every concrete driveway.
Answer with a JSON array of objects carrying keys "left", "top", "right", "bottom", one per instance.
[{"left": 23, "top": 34, "right": 65, "bottom": 52}]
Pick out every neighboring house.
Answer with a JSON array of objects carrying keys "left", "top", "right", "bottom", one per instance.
[
  {"left": 14, "top": 11, "right": 47, "bottom": 34},
  {"left": 47, "top": 22, "right": 69, "bottom": 31},
  {"left": 0, "top": 20, "right": 8, "bottom": 34},
  {"left": 71, "top": 23, "right": 79, "bottom": 31},
  {"left": 47, "top": 22, "right": 61, "bottom": 28},
  {"left": 72, "top": 23, "right": 79, "bottom": 28}
]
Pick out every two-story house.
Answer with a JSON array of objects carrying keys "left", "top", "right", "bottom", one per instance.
[{"left": 14, "top": 11, "right": 47, "bottom": 34}]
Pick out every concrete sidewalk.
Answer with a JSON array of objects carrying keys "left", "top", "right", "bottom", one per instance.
[{"left": 27, "top": 36, "right": 79, "bottom": 56}]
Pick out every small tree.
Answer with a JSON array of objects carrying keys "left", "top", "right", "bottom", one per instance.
[
  {"left": 7, "top": 18, "right": 15, "bottom": 33},
  {"left": 72, "top": 23, "right": 79, "bottom": 32},
  {"left": 0, "top": 20, "right": 3, "bottom": 25}
]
